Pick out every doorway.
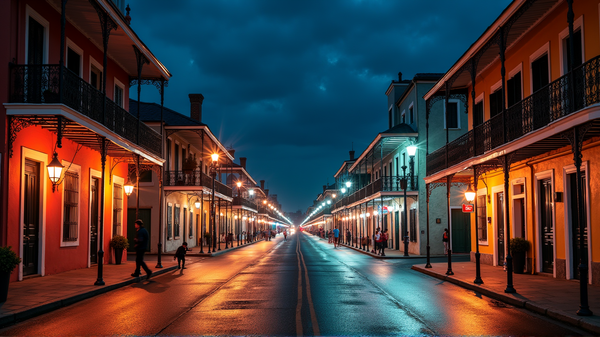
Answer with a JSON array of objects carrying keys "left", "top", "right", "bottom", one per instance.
[
  {"left": 568, "top": 172, "right": 587, "bottom": 280},
  {"left": 539, "top": 178, "right": 554, "bottom": 274},
  {"left": 90, "top": 177, "right": 99, "bottom": 264},
  {"left": 23, "top": 160, "right": 40, "bottom": 276},
  {"left": 495, "top": 192, "right": 505, "bottom": 266},
  {"left": 451, "top": 209, "right": 471, "bottom": 253}
]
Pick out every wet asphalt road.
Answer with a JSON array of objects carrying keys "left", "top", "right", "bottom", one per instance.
[{"left": 0, "top": 232, "right": 584, "bottom": 336}]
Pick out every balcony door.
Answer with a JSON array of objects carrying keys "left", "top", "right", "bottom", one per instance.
[
  {"left": 531, "top": 53, "right": 550, "bottom": 130},
  {"left": 27, "top": 16, "right": 45, "bottom": 102},
  {"left": 568, "top": 172, "right": 587, "bottom": 280},
  {"left": 90, "top": 177, "right": 99, "bottom": 264}
]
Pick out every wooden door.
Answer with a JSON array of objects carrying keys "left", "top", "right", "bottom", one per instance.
[
  {"left": 496, "top": 192, "right": 505, "bottom": 266},
  {"left": 451, "top": 209, "right": 471, "bottom": 253},
  {"left": 540, "top": 179, "right": 554, "bottom": 273},
  {"left": 23, "top": 160, "right": 40, "bottom": 276},
  {"left": 569, "top": 173, "right": 586, "bottom": 279},
  {"left": 90, "top": 177, "right": 99, "bottom": 264}
]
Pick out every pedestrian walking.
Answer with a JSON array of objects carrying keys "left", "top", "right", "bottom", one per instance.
[
  {"left": 381, "top": 229, "right": 388, "bottom": 256},
  {"left": 283, "top": 230, "right": 287, "bottom": 241},
  {"left": 131, "top": 219, "right": 152, "bottom": 279},
  {"left": 333, "top": 226, "right": 339, "bottom": 248},
  {"left": 346, "top": 229, "right": 351, "bottom": 245},
  {"left": 374, "top": 229, "right": 382, "bottom": 255},
  {"left": 174, "top": 241, "right": 188, "bottom": 269},
  {"left": 443, "top": 228, "right": 449, "bottom": 254}
]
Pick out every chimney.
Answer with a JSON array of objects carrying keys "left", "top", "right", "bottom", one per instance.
[
  {"left": 189, "top": 94, "right": 204, "bottom": 122},
  {"left": 260, "top": 180, "right": 265, "bottom": 190},
  {"left": 240, "top": 157, "right": 247, "bottom": 169},
  {"left": 398, "top": 72, "right": 403, "bottom": 81},
  {"left": 228, "top": 149, "right": 235, "bottom": 158},
  {"left": 349, "top": 150, "right": 355, "bottom": 160},
  {"left": 323, "top": 185, "right": 326, "bottom": 193},
  {"left": 265, "top": 189, "right": 269, "bottom": 197}
]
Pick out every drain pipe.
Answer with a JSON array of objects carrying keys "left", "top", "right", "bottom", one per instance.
[{"left": 526, "top": 162, "right": 536, "bottom": 275}]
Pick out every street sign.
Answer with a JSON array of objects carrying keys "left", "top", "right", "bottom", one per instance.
[{"left": 462, "top": 204, "right": 474, "bottom": 213}]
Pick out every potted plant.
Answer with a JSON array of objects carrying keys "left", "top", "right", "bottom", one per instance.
[
  {"left": 510, "top": 237, "right": 530, "bottom": 274},
  {"left": 109, "top": 235, "right": 129, "bottom": 265},
  {"left": 0, "top": 246, "right": 21, "bottom": 302}
]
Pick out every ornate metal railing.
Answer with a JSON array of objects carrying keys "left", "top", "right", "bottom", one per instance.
[
  {"left": 164, "top": 170, "right": 233, "bottom": 197},
  {"left": 9, "top": 64, "right": 162, "bottom": 156},
  {"left": 233, "top": 196, "right": 257, "bottom": 210},
  {"left": 426, "top": 54, "right": 600, "bottom": 176},
  {"left": 332, "top": 175, "right": 418, "bottom": 209}
]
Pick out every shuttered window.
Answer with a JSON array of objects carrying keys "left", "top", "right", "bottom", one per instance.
[{"left": 63, "top": 171, "right": 79, "bottom": 242}]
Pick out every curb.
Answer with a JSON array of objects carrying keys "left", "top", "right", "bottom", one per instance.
[
  {"left": 309, "top": 235, "right": 445, "bottom": 259},
  {"left": 0, "top": 265, "right": 178, "bottom": 329},
  {"left": 411, "top": 265, "right": 600, "bottom": 335}
]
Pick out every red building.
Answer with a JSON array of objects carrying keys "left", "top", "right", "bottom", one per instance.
[{"left": 1, "top": 0, "right": 170, "bottom": 283}]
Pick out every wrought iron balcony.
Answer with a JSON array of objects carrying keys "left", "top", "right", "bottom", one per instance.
[
  {"left": 164, "top": 170, "right": 233, "bottom": 197},
  {"left": 333, "top": 175, "right": 419, "bottom": 209},
  {"left": 233, "top": 196, "right": 257, "bottom": 210},
  {"left": 426, "top": 55, "right": 600, "bottom": 176},
  {"left": 8, "top": 64, "right": 162, "bottom": 156}
]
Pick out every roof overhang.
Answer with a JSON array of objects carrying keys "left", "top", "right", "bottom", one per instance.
[
  {"left": 349, "top": 132, "right": 418, "bottom": 172},
  {"left": 165, "top": 125, "right": 234, "bottom": 161}
]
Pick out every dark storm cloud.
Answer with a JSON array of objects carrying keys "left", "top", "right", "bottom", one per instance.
[{"left": 128, "top": 0, "right": 511, "bottom": 214}]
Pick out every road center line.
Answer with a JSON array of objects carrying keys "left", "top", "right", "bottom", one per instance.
[
  {"left": 298, "top": 233, "right": 321, "bottom": 336},
  {"left": 296, "top": 235, "right": 303, "bottom": 337}
]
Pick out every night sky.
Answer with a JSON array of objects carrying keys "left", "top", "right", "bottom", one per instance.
[{"left": 126, "top": 0, "right": 511, "bottom": 215}]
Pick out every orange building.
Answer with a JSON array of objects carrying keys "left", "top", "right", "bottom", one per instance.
[
  {"left": 424, "top": 0, "right": 600, "bottom": 314},
  {"left": 1, "top": 0, "right": 170, "bottom": 283}
]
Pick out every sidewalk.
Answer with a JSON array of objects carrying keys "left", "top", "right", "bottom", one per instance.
[
  {"left": 0, "top": 237, "right": 269, "bottom": 329},
  {"left": 412, "top": 261, "right": 600, "bottom": 334}
]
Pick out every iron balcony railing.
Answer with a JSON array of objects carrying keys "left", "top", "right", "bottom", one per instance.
[
  {"left": 9, "top": 64, "right": 162, "bottom": 156},
  {"left": 426, "top": 55, "right": 600, "bottom": 176},
  {"left": 333, "top": 175, "right": 419, "bottom": 209},
  {"left": 233, "top": 196, "right": 258, "bottom": 210},
  {"left": 164, "top": 170, "right": 233, "bottom": 197}
]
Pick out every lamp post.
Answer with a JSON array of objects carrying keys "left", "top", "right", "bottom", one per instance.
[
  {"left": 210, "top": 153, "right": 219, "bottom": 253},
  {"left": 465, "top": 183, "right": 483, "bottom": 284},
  {"left": 401, "top": 164, "right": 409, "bottom": 256}
]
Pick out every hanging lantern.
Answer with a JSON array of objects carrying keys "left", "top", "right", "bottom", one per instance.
[
  {"left": 124, "top": 177, "right": 135, "bottom": 196},
  {"left": 47, "top": 152, "right": 64, "bottom": 192}
]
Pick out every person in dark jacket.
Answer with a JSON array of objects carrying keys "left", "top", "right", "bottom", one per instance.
[
  {"left": 174, "top": 242, "right": 188, "bottom": 269},
  {"left": 131, "top": 219, "right": 152, "bottom": 279}
]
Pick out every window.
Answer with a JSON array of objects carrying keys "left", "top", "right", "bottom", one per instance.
[
  {"left": 409, "top": 209, "right": 417, "bottom": 242},
  {"left": 401, "top": 111, "right": 406, "bottom": 124},
  {"left": 395, "top": 157, "right": 399, "bottom": 175},
  {"left": 114, "top": 82, "right": 124, "bottom": 108},
  {"left": 489, "top": 89, "right": 503, "bottom": 118},
  {"left": 166, "top": 139, "right": 171, "bottom": 171},
  {"left": 175, "top": 143, "right": 180, "bottom": 172},
  {"left": 167, "top": 204, "right": 173, "bottom": 240},
  {"left": 477, "top": 195, "right": 487, "bottom": 241},
  {"left": 532, "top": 53, "right": 549, "bottom": 93},
  {"left": 409, "top": 105, "right": 414, "bottom": 124},
  {"left": 563, "top": 28, "right": 583, "bottom": 73},
  {"left": 445, "top": 101, "right": 459, "bottom": 128},
  {"left": 113, "top": 184, "right": 122, "bottom": 236},
  {"left": 128, "top": 165, "right": 152, "bottom": 184},
  {"left": 63, "top": 171, "right": 79, "bottom": 242},
  {"left": 507, "top": 72, "right": 522, "bottom": 108},
  {"left": 67, "top": 47, "right": 81, "bottom": 76},
  {"left": 474, "top": 100, "right": 484, "bottom": 126},
  {"left": 189, "top": 210, "right": 194, "bottom": 238},
  {"left": 174, "top": 205, "right": 180, "bottom": 237},
  {"left": 90, "top": 62, "right": 102, "bottom": 91}
]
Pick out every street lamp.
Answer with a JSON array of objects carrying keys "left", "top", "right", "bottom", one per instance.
[
  {"left": 47, "top": 152, "right": 64, "bottom": 192},
  {"left": 236, "top": 181, "right": 242, "bottom": 197},
  {"left": 209, "top": 153, "right": 219, "bottom": 254},
  {"left": 124, "top": 177, "right": 135, "bottom": 196}
]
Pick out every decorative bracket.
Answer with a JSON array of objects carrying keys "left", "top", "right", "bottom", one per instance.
[{"left": 8, "top": 116, "right": 34, "bottom": 158}]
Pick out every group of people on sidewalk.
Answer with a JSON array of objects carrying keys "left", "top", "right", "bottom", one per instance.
[
  {"left": 326, "top": 227, "right": 340, "bottom": 248},
  {"left": 372, "top": 228, "right": 388, "bottom": 256}
]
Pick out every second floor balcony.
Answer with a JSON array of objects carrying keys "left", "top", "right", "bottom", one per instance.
[
  {"left": 8, "top": 64, "right": 162, "bottom": 157},
  {"left": 427, "top": 55, "right": 600, "bottom": 176},
  {"left": 233, "top": 196, "right": 258, "bottom": 210},
  {"left": 164, "top": 170, "right": 232, "bottom": 197},
  {"left": 334, "top": 175, "right": 419, "bottom": 209}
]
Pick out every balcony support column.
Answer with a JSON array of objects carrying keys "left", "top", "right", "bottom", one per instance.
[
  {"left": 567, "top": 0, "right": 575, "bottom": 113},
  {"left": 89, "top": 0, "right": 117, "bottom": 123},
  {"left": 445, "top": 174, "right": 453, "bottom": 275},
  {"left": 473, "top": 167, "right": 483, "bottom": 284},
  {"left": 425, "top": 183, "right": 432, "bottom": 268},
  {"left": 95, "top": 137, "right": 107, "bottom": 285},
  {"left": 58, "top": 0, "right": 68, "bottom": 103},
  {"left": 133, "top": 46, "right": 149, "bottom": 144}
]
